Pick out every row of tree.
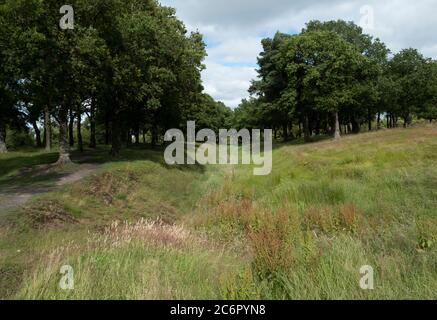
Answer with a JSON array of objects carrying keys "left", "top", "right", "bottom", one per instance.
[
  {"left": 234, "top": 20, "right": 437, "bottom": 141},
  {"left": 0, "top": 0, "right": 232, "bottom": 160},
  {"left": 1, "top": 4, "right": 436, "bottom": 160}
]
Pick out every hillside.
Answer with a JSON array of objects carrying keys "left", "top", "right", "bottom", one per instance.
[{"left": 0, "top": 126, "right": 436, "bottom": 299}]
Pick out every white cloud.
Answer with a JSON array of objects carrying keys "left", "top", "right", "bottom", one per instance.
[
  {"left": 207, "top": 36, "right": 263, "bottom": 64},
  {"left": 161, "top": 0, "right": 437, "bottom": 108},
  {"left": 202, "top": 60, "right": 257, "bottom": 108}
]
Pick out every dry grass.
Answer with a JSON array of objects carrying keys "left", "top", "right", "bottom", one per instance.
[
  {"left": 87, "top": 171, "right": 138, "bottom": 205},
  {"left": 304, "top": 203, "right": 362, "bottom": 235},
  {"left": 92, "top": 219, "right": 199, "bottom": 249},
  {"left": 22, "top": 200, "right": 79, "bottom": 229}
]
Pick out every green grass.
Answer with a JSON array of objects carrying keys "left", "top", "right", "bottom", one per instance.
[
  {"left": 1, "top": 125, "right": 436, "bottom": 299},
  {"left": 193, "top": 126, "right": 437, "bottom": 299}
]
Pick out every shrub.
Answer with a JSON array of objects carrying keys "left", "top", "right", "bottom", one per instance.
[
  {"left": 247, "top": 208, "right": 301, "bottom": 280},
  {"left": 303, "top": 203, "right": 362, "bottom": 235}
]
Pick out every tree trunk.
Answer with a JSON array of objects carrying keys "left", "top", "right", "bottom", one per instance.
[
  {"left": 57, "top": 107, "right": 71, "bottom": 165},
  {"left": 135, "top": 127, "right": 140, "bottom": 145},
  {"left": 282, "top": 123, "right": 288, "bottom": 142},
  {"left": 77, "top": 108, "right": 83, "bottom": 152},
  {"left": 89, "top": 97, "right": 96, "bottom": 148},
  {"left": 69, "top": 109, "right": 75, "bottom": 147},
  {"left": 334, "top": 112, "right": 341, "bottom": 140},
  {"left": 125, "top": 129, "right": 131, "bottom": 146},
  {"left": 377, "top": 112, "right": 381, "bottom": 130},
  {"left": 368, "top": 108, "right": 372, "bottom": 132},
  {"left": 105, "top": 114, "right": 110, "bottom": 145},
  {"left": 315, "top": 117, "right": 321, "bottom": 136},
  {"left": 0, "top": 120, "right": 7, "bottom": 153},
  {"left": 110, "top": 113, "right": 121, "bottom": 156},
  {"left": 303, "top": 114, "right": 311, "bottom": 143},
  {"left": 392, "top": 114, "right": 397, "bottom": 128},
  {"left": 288, "top": 123, "right": 295, "bottom": 139},
  {"left": 351, "top": 115, "right": 360, "bottom": 134},
  {"left": 151, "top": 126, "right": 158, "bottom": 147},
  {"left": 44, "top": 106, "right": 51, "bottom": 151},
  {"left": 403, "top": 114, "right": 412, "bottom": 128},
  {"left": 43, "top": 127, "right": 46, "bottom": 147},
  {"left": 32, "top": 121, "right": 42, "bottom": 148},
  {"left": 324, "top": 119, "right": 329, "bottom": 134}
]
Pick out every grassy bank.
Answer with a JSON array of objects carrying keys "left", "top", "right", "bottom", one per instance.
[{"left": 1, "top": 126, "right": 436, "bottom": 299}]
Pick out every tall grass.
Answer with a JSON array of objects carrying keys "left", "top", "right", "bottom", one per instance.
[
  {"left": 1, "top": 126, "right": 436, "bottom": 299},
  {"left": 14, "top": 220, "right": 239, "bottom": 300},
  {"left": 193, "top": 126, "right": 437, "bottom": 299}
]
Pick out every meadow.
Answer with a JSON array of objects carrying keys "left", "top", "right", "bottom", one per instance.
[{"left": 0, "top": 125, "right": 436, "bottom": 299}]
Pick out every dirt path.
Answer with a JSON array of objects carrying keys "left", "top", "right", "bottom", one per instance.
[
  {"left": 55, "top": 164, "right": 100, "bottom": 186},
  {"left": 0, "top": 163, "right": 100, "bottom": 214}
]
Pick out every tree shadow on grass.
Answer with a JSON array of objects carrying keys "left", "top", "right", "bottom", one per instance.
[
  {"left": 0, "top": 135, "right": 337, "bottom": 193},
  {"left": 272, "top": 134, "right": 335, "bottom": 151},
  {"left": 0, "top": 144, "right": 206, "bottom": 194},
  {"left": 0, "top": 152, "right": 59, "bottom": 178},
  {"left": 0, "top": 163, "right": 79, "bottom": 194},
  {"left": 74, "top": 144, "right": 206, "bottom": 174}
]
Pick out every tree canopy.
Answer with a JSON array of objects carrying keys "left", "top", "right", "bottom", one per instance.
[
  {"left": 0, "top": 0, "right": 234, "bottom": 158},
  {"left": 237, "top": 20, "right": 437, "bottom": 141},
  {"left": 1, "top": 7, "right": 436, "bottom": 156}
]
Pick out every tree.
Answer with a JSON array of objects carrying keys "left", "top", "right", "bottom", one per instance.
[
  {"left": 233, "top": 98, "right": 266, "bottom": 131},
  {"left": 420, "top": 60, "right": 437, "bottom": 122},
  {"left": 2, "top": 0, "right": 78, "bottom": 161},
  {"left": 280, "top": 31, "right": 369, "bottom": 140},
  {"left": 250, "top": 32, "right": 294, "bottom": 141},
  {"left": 388, "top": 49, "right": 429, "bottom": 127},
  {"left": 0, "top": 4, "right": 22, "bottom": 152},
  {"left": 1, "top": 0, "right": 207, "bottom": 158},
  {"left": 183, "top": 94, "right": 232, "bottom": 134},
  {"left": 79, "top": 0, "right": 206, "bottom": 155},
  {"left": 304, "top": 20, "right": 389, "bottom": 133},
  {"left": 243, "top": 20, "right": 411, "bottom": 142}
]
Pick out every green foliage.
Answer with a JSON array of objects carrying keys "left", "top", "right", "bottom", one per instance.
[
  {"left": 419, "top": 60, "right": 437, "bottom": 122},
  {"left": 240, "top": 19, "right": 437, "bottom": 139},
  {"left": 0, "top": 0, "right": 213, "bottom": 157},
  {"left": 388, "top": 49, "right": 430, "bottom": 125},
  {"left": 184, "top": 94, "right": 233, "bottom": 133},
  {"left": 5, "top": 128, "right": 34, "bottom": 149}
]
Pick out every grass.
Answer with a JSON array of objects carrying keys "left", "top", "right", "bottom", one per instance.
[
  {"left": 0, "top": 125, "right": 436, "bottom": 299},
  {"left": 13, "top": 220, "right": 240, "bottom": 299}
]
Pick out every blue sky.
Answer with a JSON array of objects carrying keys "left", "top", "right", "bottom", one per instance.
[{"left": 160, "top": 0, "right": 437, "bottom": 108}]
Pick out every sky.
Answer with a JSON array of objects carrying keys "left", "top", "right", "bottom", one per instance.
[{"left": 160, "top": 0, "right": 437, "bottom": 108}]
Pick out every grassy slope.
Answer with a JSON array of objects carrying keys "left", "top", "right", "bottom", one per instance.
[{"left": 0, "top": 126, "right": 436, "bottom": 299}]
